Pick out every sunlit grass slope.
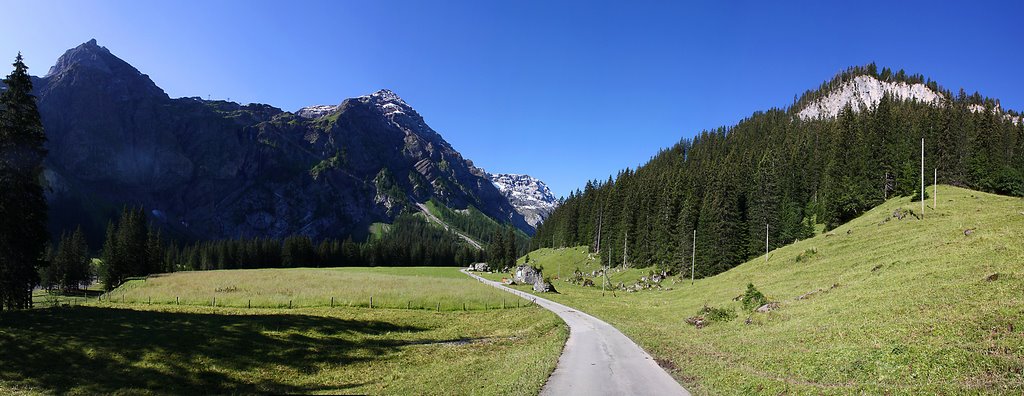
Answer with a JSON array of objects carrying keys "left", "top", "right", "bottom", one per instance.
[
  {"left": 500, "top": 186, "right": 1024, "bottom": 394},
  {"left": 112, "top": 267, "right": 519, "bottom": 310}
]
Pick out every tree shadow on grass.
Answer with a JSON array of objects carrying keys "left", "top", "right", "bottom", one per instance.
[{"left": 0, "top": 306, "right": 427, "bottom": 394}]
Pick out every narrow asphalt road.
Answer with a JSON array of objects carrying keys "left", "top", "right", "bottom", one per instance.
[{"left": 462, "top": 270, "right": 690, "bottom": 396}]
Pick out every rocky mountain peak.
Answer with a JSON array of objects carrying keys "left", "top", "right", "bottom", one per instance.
[
  {"left": 43, "top": 39, "right": 166, "bottom": 99},
  {"left": 358, "top": 89, "right": 414, "bottom": 117},
  {"left": 488, "top": 173, "right": 559, "bottom": 228}
]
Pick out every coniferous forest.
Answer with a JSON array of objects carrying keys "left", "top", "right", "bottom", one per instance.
[{"left": 533, "top": 65, "right": 1024, "bottom": 278}]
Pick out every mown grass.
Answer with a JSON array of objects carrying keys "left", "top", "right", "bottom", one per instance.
[
  {"left": 489, "top": 186, "right": 1024, "bottom": 394},
  {"left": 0, "top": 304, "right": 565, "bottom": 395},
  {"left": 110, "top": 267, "right": 520, "bottom": 310}
]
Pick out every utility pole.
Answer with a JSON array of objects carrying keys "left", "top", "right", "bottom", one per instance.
[
  {"left": 690, "top": 230, "right": 696, "bottom": 285},
  {"left": 595, "top": 208, "right": 603, "bottom": 254},
  {"left": 933, "top": 168, "right": 937, "bottom": 210},
  {"left": 623, "top": 231, "right": 628, "bottom": 268},
  {"left": 765, "top": 223, "right": 769, "bottom": 262},
  {"left": 921, "top": 138, "right": 925, "bottom": 217}
]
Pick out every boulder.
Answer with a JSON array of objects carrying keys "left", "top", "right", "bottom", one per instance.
[
  {"left": 472, "top": 262, "right": 490, "bottom": 272},
  {"left": 755, "top": 302, "right": 780, "bottom": 313},
  {"left": 514, "top": 264, "right": 542, "bottom": 284},
  {"left": 533, "top": 278, "right": 557, "bottom": 293}
]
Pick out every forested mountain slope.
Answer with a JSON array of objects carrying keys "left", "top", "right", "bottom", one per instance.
[{"left": 533, "top": 64, "right": 1024, "bottom": 276}]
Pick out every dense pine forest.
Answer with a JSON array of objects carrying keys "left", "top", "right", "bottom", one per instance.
[
  {"left": 89, "top": 210, "right": 505, "bottom": 290},
  {"left": 533, "top": 64, "right": 1024, "bottom": 277}
]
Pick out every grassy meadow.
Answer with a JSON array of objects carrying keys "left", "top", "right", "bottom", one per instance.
[
  {"left": 109, "top": 266, "right": 519, "bottom": 310},
  {"left": 2, "top": 267, "right": 567, "bottom": 395},
  {"left": 488, "top": 186, "right": 1024, "bottom": 394}
]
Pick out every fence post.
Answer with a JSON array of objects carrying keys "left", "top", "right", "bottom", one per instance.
[
  {"left": 176, "top": 296, "right": 178, "bottom": 305},
  {"left": 436, "top": 302, "right": 440, "bottom": 312},
  {"left": 289, "top": 300, "right": 292, "bottom": 309},
  {"left": 331, "top": 297, "right": 334, "bottom": 308},
  {"left": 213, "top": 297, "right": 216, "bottom": 307},
  {"left": 463, "top": 302, "right": 466, "bottom": 311},
  {"left": 407, "top": 301, "right": 410, "bottom": 309},
  {"left": 248, "top": 299, "right": 251, "bottom": 309},
  {"left": 370, "top": 296, "right": 373, "bottom": 309}
]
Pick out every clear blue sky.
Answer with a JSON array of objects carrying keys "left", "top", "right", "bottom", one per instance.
[{"left": 3, "top": 1, "right": 1022, "bottom": 197}]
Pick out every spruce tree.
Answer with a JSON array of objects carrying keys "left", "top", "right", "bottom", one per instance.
[{"left": 0, "top": 53, "right": 48, "bottom": 310}]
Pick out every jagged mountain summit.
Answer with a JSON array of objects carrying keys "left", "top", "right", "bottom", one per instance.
[
  {"left": 32, "top": 39, "right": 530, "bottom": 244},
  {"left": 487, "top": 173, "right": 559, "bottom": 228}
]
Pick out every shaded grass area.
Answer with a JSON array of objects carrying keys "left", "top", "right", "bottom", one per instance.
[
  {"left": 0, "top": 304, "right": 566, "bottom": 395},
  {"left": 110, "top": 267, "right": 519, "bottom": 310},
  {"left": 492, "top": 186, "right": 1024, "bottom": 394}
]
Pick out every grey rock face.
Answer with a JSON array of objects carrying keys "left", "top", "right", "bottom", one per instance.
[
  {"left": 34, "top": 40, "right": 530, "bottom": 243},
  {"left": 488, "top": 173, "right": 558, "bottom": 228}
]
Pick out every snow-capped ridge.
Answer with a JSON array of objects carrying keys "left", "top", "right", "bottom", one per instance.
[
  {"left": 358, "top": 89, "right": 414, "bottom": 117},
  {"left": 487, "top": 173, "right": 559, "bottom": 228},
  {"left": 295, "top": 104, "right": 340, "bottom": 119}
]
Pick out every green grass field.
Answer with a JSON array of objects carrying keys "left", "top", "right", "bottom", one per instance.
[
  {"left": 489, "top": 186, "right": 1024, "bottom": 394},
  {"left": 109, "top": 267, "right": 520, "bottom": 310},
  {"left": 2, "top": 267, "right": 567, "bottom": 395}
]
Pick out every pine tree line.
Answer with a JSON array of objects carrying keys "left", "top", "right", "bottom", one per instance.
[
  {"left": 535, "top": 74, "right": 1024, "bottom": 278},
  {"left": 154, "top": 214, "right": 487, "bottom": 273},
  {"left": 40, "top": 227, "right": 91, "bottom": 293}
]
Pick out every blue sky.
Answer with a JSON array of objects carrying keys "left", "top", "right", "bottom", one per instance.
[{"left": 2, "top": 0, "right": 1022, "bottom": 197}]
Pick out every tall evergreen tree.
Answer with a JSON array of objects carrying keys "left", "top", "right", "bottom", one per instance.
[{"left": 0, "top": 53, "right": 48, "bottom": 310}]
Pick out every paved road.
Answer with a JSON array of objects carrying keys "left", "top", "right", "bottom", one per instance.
[{"left": 462, "top": 270, "right": 690, "bottom": 396}]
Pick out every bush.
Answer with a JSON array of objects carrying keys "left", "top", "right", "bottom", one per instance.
[
  {"left": 700, "top": 305, "right": 737, "bottom": 322},
  {"left": 795, "top": 248, "right": 818, "bottom": 263},
  {"left": 741, "top": 283, "right": 768, "bottom": 311}
]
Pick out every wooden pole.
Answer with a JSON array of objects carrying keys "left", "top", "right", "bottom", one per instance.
[
  {"left": 765, "top": 223, "right": 769, "bottom": 262},
  {"left": 370, "top": 295, "right": 373, "bottom": 309},
  {"left": 921, "top": 138, "right": 925, "bottom": 217},
  {"left": 691, "top": 230, "right": 696, "bottom": 285},
  {"left": 933, "top": 168, "right": 937, "bottom": 209}
]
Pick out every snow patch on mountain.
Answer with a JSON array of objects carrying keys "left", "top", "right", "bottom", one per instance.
[
  {"left": 798, "top": 75, "right": 944, "bottom": 120},
  {"left": 295, "top": 104, "right": 340, "bottom": 119},
  {"left": 488, "top": 173, "right": 559, "bottom": 228}
]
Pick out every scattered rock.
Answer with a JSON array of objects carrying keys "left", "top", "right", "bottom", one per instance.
[
  {"left": 985, "top": 273, "right": 1000, "bottom": 282},
  {"left": 470, "top": 263, "right": 490, "bottom": 272},
  {"left": 533, "top": 278, "right": 558, "bottom": 293},
  {"left": 744, "top": 317, "right": 753, "bottom": 325},
  {"left": 964, "top": 228, "right": 976, "bottom": 236},
  {"left": 871, "top": 264, "right": 884, "bottom": 272},
  {"left": 582, "top": 278, "right": 595, "bottom": 287},
  {"left": 685, "top": 316, "right": 706, "bottom": 329},
  {"left": 755, "top": 302, "right": 780, "bottom": 313}
]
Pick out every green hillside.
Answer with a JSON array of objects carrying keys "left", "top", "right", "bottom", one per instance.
[{"left": 496, "top": 186, "right": 1024, "bottom": 394}]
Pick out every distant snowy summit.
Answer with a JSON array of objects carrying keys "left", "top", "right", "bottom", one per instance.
[
  {"left": 488, "top": 173, "right": 559, "bottom": 228},
  {"left": 296, "top": 89, "right": 413, "bottom": 120},
  {"left": 798, "top": 74, "right": 1020, "bottom": 125}
]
